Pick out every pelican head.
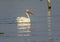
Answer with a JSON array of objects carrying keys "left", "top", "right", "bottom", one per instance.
[{"left": 25, "top": 9, "right": 33, "bottom": 15}]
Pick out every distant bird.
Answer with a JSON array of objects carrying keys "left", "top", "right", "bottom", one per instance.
[
  {"left": 16, "top": 9, "right": 33, "bottom": 23},
  {"left": 40, "top": 0, "right": 43, "bottom": 1}
]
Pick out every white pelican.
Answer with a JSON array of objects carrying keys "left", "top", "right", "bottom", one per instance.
[
  {"left": 16, "top": 9, "right": 33, "bottom": 34},
  {"left": 16, "top": 9, "right": 33, "bottom": 23}
]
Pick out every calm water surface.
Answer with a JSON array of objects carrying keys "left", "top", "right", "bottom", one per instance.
[{"left": 0, "top": 0, "right": 60, "bottom": 42}]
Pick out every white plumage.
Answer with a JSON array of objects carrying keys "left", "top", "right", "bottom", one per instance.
[
  {"left": 16, "top": 9, "right": 33, "bottom": 23},
  {"left": 16, "top": 17, "right": 30, "bottom": 23}
]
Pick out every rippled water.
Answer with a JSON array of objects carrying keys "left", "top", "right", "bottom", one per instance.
[
  {"left": 0, "top": 16, "right": 48, "bottom": 42},
  {"left": 0, "top": 15, "right": 60, "bottom": 42},
  {"left": 0, "top": 0, "right": 60, "bottom": 42}
]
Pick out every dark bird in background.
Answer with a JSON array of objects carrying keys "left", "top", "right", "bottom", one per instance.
[{"left": 40, "top": 0, "right": 43, "bottom": 1}]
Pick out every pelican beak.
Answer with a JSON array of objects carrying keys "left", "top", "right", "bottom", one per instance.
[
  {"left": 30, "top": 13, "right": 34, "bottom": 15},
  {"left": 25, "top": 9, "right": 34, "bottom": 15}
]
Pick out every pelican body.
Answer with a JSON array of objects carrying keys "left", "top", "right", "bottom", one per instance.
[{"left": 16, "top": 9, "right": 33, "bottom": 33}]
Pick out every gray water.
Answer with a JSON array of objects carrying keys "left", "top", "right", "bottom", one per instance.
[{"left": 0, "top": 0, "right": 60, "bottom": 42}]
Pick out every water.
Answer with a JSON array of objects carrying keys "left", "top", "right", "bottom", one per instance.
[
  {"left": 0, "top": 16, "right": 60, "bottom": 42},
  {"left": 0, "top": 15, "right": 48, "bottom": 42},
  {"left": 0, "top": 0, "right": 60, "bottom": 42}
]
